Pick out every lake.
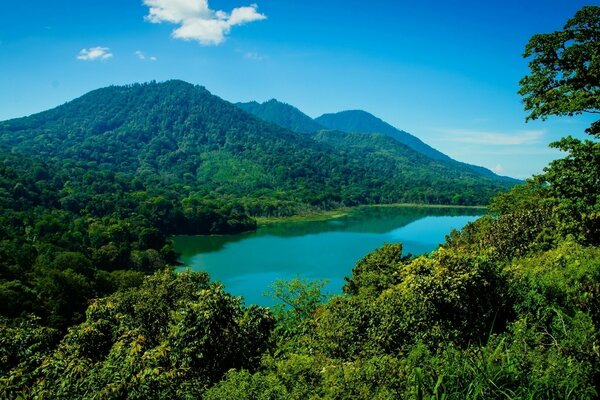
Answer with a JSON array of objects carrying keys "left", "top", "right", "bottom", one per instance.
[{"left": 173, "top": 206, "right": 484, "bottom": 306}]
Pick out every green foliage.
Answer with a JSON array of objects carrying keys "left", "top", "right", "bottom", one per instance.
[
  {"left": 505, "top": 241, "right": 600, "bottom": 324},
  {"left": 519, "top": 6, "right": 600, "bottom": 134},
  {"left": 542, "top": 137, "right": 600, "bottom": 245},
  {"left": 0, "top": 149, "right": 255, "bottom": 328},
  {"left": 314, "top": 248, "right": 509, "bottom": 361},
  {"left": 267, "top": 277, "right": 329, "bottom": 342},
  {"left": 237, "top": 99, "right": 325, "bottom": 134},
  {"left": 518, "top": 5, "right": 600, "bottom": 246},
  {"left": 1, "top": 270, "right": 275, "bottom": 399},
  {"left": 0, "top": 315, "right": 60, "bottom": 378},
  {"left": 344, "top": 243, "right": 409, "bottom": 296}
]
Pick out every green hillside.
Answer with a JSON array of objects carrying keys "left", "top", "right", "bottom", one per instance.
[
  {"left": 236, "top": 99, "right": 324, "bottom": 134},
  {"left": 316, "top": 109, "right": 505, "bottom": 179},
  {"left": 237, "top": 99, "right": 510, "bottom": 181},
  {"left": 317, "top": 109, "right": 448, "bottom": 159},
  {"left": 0, "top": 80, "right": 513, "bottom": 210}
]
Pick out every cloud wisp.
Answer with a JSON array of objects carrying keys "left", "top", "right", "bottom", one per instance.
[
  {"left": 439, "top": 128, "right": 545, "bottom": 146},
  {"left": 77, "top": 47, "right": 113, "bottom": 61},
  {"left": 135, "top": 50, "right": 157, "bottom": 61},
  {"left": 244, "top": 51, "right": 264, "bottom": 61},
  {"left": 143, "top": 0, "right": 266, "bottom": 45}
]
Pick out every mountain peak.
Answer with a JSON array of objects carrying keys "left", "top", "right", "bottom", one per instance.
[
  {"left": 236, "top": 99, "right": 324, "bottom": 134},
  {"left": 315, "top": 110, "right": 452, "bottom": 161},
  {"left": 316, "top": 110, "right": 406, "bottom": 136}
]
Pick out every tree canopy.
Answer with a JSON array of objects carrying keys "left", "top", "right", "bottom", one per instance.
[{"left": 519, "top": 5, "right": 600, "bottom": 136}]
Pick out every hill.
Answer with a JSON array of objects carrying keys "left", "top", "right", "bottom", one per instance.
[
  {"left": 236, "top": 99, "right": 324, "bottom": 134},
  {"left": 0, "top": 80, "right": 514, "bottom": 210},
  {"left": 238, "top": 102, "right": 510, "bottom": 180},
  {"left": 315, "top": 110, "right": 508, "bottom": 179},
  {"left": 316, "top": 110, "right": 448, "bottom": 159}
]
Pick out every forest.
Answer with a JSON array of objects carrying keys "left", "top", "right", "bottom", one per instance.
[{"left": 1, "top": 5, "right": 599, "bottom": 399}]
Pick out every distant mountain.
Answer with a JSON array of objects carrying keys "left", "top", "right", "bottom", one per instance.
[
  {"left": 315, "top": 110, "right": 506, "bottom": 179},
  {"left": 315, "top": 110, "right": 449, "bottom": 161},
  {"left": 0, "top": 80, "right": 515, "bottom": 211},
  {"left": 239, "top": 102, "right": 509, "bottom": 181},
  {"left": 236, "top": 99, "right": 324, "bottom": 134}
]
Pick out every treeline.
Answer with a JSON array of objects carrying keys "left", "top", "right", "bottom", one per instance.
[{"left": 0, "top": 150, "right": 254, "bottom": 329}]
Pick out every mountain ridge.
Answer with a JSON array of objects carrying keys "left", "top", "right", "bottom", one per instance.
[
  {"left": 235, "top": 98, "right": 512, "bottom": 181},
  {"left": 315, "top": 109, "right": 510, "bottom": 180},
  {"left": 0, "top": 80, "right": 515, "bottom": 211},
  {"left": 236, "top": 99, "right": 324, "bottom": 134}
]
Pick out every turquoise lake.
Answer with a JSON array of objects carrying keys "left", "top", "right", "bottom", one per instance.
[{"left": 173, "top": 206, "right": 485, "bottom": 306}]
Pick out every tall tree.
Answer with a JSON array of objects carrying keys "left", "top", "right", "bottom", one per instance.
[
  {"left": 519, "top": 5, "right": 600, "bottom": 136},
  {"left": 519, "top": 5, "right": 600, "bottom": 245}
]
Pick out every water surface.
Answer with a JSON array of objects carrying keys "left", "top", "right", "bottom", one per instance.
[{"left": 173, "top": 206, "right": 484, "bottom": 305}]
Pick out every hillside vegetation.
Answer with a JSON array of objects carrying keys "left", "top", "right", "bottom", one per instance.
[
  {"left": 237, "top": 99, "right": 325, "bottom": 134},
  {"left": 0, "top": 80, "right": 513, "bottom": 211},
  {"left": 239, "top": 99, "right": 507, "bottom": 180},
  {"left": 1, "top": 6, "right": 599, "bottom": 398}
]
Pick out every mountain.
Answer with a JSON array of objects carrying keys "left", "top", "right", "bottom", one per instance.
[
  {"left": 240, "top": 103, "right": 509, "bottom": 181},
  {"left": 314, "top": 110, "right": 505, "bottom": 179},
  {"left": 316, "top": 110, "right": 449, "bottom": 160},
  {"left": 0, "top": 80, "right": 514, "bottom": 211},
  {"left": 236, "top": 99, "right": 324, "bottom": 134}
]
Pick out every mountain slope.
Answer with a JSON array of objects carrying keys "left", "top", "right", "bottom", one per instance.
[
  {"left": 236, "top": 99, "right": 324, "bottom": 134},
  {"left": 316, "top": 110, "right": 449, "bottom": 161},
  {"left": 315, "top": 110, "right": 506, "bottom": 179},
  {"left": 0, "top": 80, "right": 514, "bottom": 211}
]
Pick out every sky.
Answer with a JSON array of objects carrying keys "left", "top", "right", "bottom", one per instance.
[{"left": 0, "top": 0, "right": 596, "bottom": 179}]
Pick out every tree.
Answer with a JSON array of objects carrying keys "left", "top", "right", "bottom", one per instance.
[
  {"left": 519, "top": 5, "right": 600, "bottom": 136},
  {"left": 519, "top": 6, "right": 600, "bottom": 245}
]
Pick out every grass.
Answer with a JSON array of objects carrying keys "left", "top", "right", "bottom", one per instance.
[
  {"left": 256, "top": 203, "right": 487, "bottom": 226},
  {"left": 255, "top": 208, "right": 351, "bottom": 225}
]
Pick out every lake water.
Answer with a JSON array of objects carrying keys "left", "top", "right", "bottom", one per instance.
[{"left": 173, "top": 206, "right": 484, "bottom": 306}]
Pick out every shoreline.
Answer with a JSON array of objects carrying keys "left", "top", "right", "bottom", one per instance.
[{"left": 255, "top": 203, "right": 487, "bottom": 226}]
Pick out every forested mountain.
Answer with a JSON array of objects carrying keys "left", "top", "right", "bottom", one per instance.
[
  {"left": 236, "top": 99, "right": 324, "bottom": 134},
  {"left": 238, "top": 99, "right": 506, "bottom": 180},
  {"left": 316, "top": 109, "right": 448, "bottom": 159},
  {"left": 315, "top": 109, "right": 506, "bottom": 179},
  {"left": 0, "top": 80, "right": 516, "bottom": 332},
  {"left": 0, "top": 80, "right": 513, "bottom": 209}
]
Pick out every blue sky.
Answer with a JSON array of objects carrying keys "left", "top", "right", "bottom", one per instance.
[{"left": 0, "top": 0, "right": 595, "bottom": 178}]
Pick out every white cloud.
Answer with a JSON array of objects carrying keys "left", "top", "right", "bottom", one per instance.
[
  {"left": 135, "top": 50, "right": 158, "bottom": 61},
  {"left": 143, "top": 0, "right": 266, "bottom": 45},
  {"left": 492, "top": 164, "right": 504, "bottom": 174},
  {"left": 77, "top": 47, "right": 113, "bottom": 61},
  {"left": 440, "top": 128, "right": 545, "bottom": 145}
]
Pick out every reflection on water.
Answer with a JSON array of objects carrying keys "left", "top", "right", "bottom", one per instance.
[{"left": 173, "top": 206, "right": 484, "bottom": 306}]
